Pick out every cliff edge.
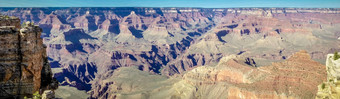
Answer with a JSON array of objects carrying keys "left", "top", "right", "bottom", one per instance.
[
  {"left": 316, "top": 53, "right": 340, "bottom": 99},
  {"left": 0, "top": 15, "right": 57, "bottom": 98}
]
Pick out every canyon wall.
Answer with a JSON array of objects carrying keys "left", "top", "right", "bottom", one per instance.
[
  {"left": 0, "top": 15, "right": 56, "bottom": 98},
  {"left": 1, "top": 7, "right": 340, "bottom": 98},
  {"left": 90, "top": 50, "right": 326, "bottom": 99}
]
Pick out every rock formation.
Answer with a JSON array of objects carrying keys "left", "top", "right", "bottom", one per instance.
[
  {"left": 0, "top": 15, "right": 57, "bottom": 98},
  {"left": 90, "top": 50, "right": 326, "bottom": 99},
  {"left": 1, "top": 8, "right": 339, "bottom": 98},
  {"left": 316, "top": 53, "right": 340, "bottom": 99}
]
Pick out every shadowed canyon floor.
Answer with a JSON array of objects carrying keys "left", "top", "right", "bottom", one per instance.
[{"left": 1, "top": 7, "right": 340, "bottom": 98}]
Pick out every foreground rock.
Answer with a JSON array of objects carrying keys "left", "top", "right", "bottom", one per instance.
[
  {"left": 0, "top": 15, "right": 57, "bottom": 98},
  {"left": 42, "top": 90, "right": 55, "bottom": 99},
  {"left": 316, "top": 54, "right": 340, "bottom": 99}
]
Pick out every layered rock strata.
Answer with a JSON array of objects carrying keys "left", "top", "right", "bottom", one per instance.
[
  {"left": 1, "top": 8, "right": 339, "bottom": 98},
  {"left": 0, "top": 15, "right": 56, "bottom": 98},
  {"left": 90, "top": 51, "right": 326, "bottom": 99}
]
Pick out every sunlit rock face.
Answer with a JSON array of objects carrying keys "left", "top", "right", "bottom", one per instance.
[
  {"left": 316, "top": 54, "right": 340, "bottom": 99},
  {"left": 1, "top": 8, "right": 340, "bottom": 98}
]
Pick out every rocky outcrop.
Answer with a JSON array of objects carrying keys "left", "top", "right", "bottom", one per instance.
[
  {"left": 0, "top": 16, "right": 57, "bottom": 98},
  {"left": 316, "top": 53, "right": 340, "bottom": 99},
  {"left": 0, "top": 15, "right": 20, "bottom": 28}
]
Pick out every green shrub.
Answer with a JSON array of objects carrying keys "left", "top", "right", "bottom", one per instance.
[
  {"left": 21, "top": 22, "right": 26, "bottom": 28},
  {"left": 32, "top": 91, "right": 41, "bottom": 99},
  {"left": 334, "top": 51, "right": 340, "bottom": 60},
  {"left": 321, "top": 83, "right": 326, "bottom": 89},
  {"left": 4, "top": 15, "right": 9, "bottom": 19}
]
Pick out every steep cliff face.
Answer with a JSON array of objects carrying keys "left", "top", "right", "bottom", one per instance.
[
  {"left": 0, "top": 15, "right": 56, "bottom": 98},
  {"left": 316, "top": 54, "right": 340, "bottom": 99}
]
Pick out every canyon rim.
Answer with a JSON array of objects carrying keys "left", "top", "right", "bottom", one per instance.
[{"left": 1, "top": 0, "right": 340, "bottom": 99}]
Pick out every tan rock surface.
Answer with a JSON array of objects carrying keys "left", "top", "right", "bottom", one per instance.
[{"left": 316, "top": 54, "right": 340, "bottom": 99}]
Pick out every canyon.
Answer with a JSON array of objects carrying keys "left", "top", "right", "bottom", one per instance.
[
  {"left": 90, "top": 50, "right": 326, "bottom": 98},
  {"left": 1, "top": 7, "right": 340, "bottom": 98}
]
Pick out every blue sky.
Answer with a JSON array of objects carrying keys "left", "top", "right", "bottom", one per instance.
[{"left": 0, "top": 0, "right": 340, "bottom": 8}]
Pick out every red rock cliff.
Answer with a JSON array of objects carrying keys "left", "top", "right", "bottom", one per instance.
[{"left": 0, "top": 15, "right": 57, "bottom": 98}]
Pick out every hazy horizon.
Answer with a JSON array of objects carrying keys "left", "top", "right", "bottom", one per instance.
[{"left": 0, "top": 0, "right": 340, "bottom": 8}]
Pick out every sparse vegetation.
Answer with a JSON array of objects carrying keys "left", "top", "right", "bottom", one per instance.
[
  {"left": 21, "top": 22, "right": 26, "bottom": 28},
  {"left": 32, "top": 91, "right": 41, "bottom": 99},
  {"left": 334, "top": 51, "right": 340, "bottom": 60},
  {"left": 23, "top": 91, "right": 41, "bottom": 99},
  {"left": 4, "top": 15, "right": 10, "bottom": 19},
  {"left": 21, "top": 21, "right": 35, "bottom": 28},
  {"left": 321, "top": 83, "right": 326, "bottom": 89},
  {"left": 0, "top": 15, "right": 9, "bottom": 19}
]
